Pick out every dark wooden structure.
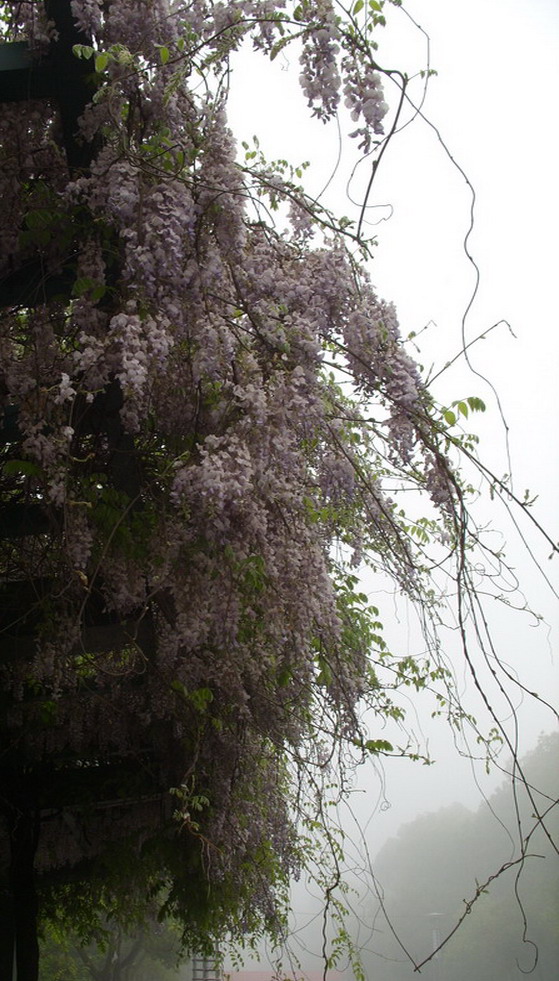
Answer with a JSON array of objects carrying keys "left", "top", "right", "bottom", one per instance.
[{"left": 0, "top": 5, "right": 168, "bottom": 978}]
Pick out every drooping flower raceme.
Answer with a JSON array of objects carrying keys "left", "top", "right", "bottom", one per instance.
[{"left": 0, "top": 0, "right": 458, "bottom": 951}]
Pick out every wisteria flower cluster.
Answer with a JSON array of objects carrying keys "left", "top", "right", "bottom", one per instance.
[{"left": 0, "top": 0, "right": 458, "bottom": 952}]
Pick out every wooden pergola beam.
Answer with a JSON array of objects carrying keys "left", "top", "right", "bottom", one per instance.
[
  {"left": 0, "top": 40, "right": 54, "bottom": 101},
  {"left": 0, "top": 1, "right": 98, "bottom": 169}
]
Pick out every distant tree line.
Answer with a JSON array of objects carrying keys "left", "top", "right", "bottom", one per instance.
[
  {"left": 361, "top": 732, "right": 559, "bottom": 981},
  {"left": 39, "top": 915, "right": 185, "bottom": 981}
]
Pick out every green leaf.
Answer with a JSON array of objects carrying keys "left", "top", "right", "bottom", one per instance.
[
  {"left": 159, "top": 45, "right": 170, "bottom": 65},
  {"left": 353, "top": 0, "right": 364, "bottom": 13},
  {"left": 467, "top": 395, "right": 486, "bottom": 413},
  {"left": 71, "top": 276, "right": 107, "bottom": 301},
  {"left": 91, "top": 284, "right": 107, "bottom": 301},
  {"left": 72, "top": 44, "right": 94, "bottom": 60},
  {"left": 95, "top": 52, "right": 109, "bottom": 72},
  {"left": 188, "top": 687, "right": 214, "bottom": 711},
  {"left": 3, "top": 459, "right": 42, "bottom": 477},
  {"left": 364, "top": 738, "right": 393, "bottom": 754},
  {"left": 443, "top": 409, "right": 456, "bottom": 426},
  {"left": 278, "top": 666, "right": 292, "bottom": 687},
  {"left": 25, "top": 209, "right": 53, "bottom": 230},
  {"left": 72, "top": 276, "right": 94, "bottom": 297},
  {"left": 39, "top": 700, "right": 58, "bottom": 725},
  {"left": 268, "top": 33, "right": 295, "bottom": 60}
]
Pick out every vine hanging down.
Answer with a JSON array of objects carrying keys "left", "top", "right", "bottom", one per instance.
[{"left": 0, "top": 2, "right": 556, "bottom": 978}]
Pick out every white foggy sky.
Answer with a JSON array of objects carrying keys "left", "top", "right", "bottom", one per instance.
[
  {"left": 227, "top": 0, "right": 558, "bottom": 765},
  {"left": 224, "top": 0, "right": 558, "bottom": 971}
]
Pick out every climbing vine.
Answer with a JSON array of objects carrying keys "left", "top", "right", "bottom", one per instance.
[{"left": 0, "top": 2, "right": 556, "bottom": 977}]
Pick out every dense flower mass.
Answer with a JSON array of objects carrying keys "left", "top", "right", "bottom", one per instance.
[{"left": 0, "top": 0, "right": 459, "bottom": 951}]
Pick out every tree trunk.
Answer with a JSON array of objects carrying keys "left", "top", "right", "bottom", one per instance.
[
  {"left": 0, "top": 867, "right": 15, "bottom": 981},
  {"left": 9, "top": 806, "right": 40, "bottom": 981}
]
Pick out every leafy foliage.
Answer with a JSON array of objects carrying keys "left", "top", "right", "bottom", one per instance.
[{"left": 40, "top": 915, "right": 185, "bottom": 981}]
